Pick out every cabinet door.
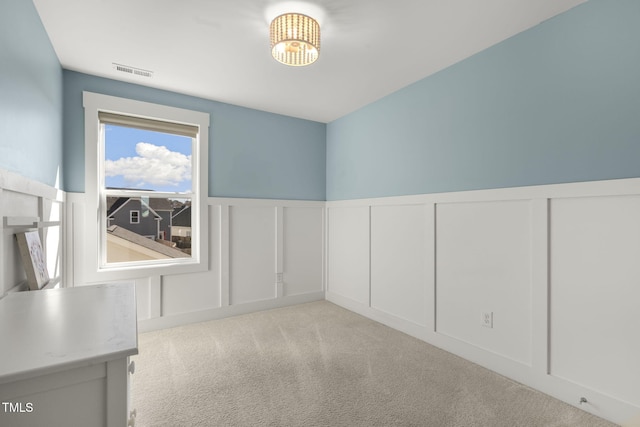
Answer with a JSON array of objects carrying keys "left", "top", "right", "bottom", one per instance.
[{"left": 0, "top": 364, "right": 106, "bottom": 427}]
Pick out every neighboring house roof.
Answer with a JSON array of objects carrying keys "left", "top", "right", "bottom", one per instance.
[
  {"left": 172, "top": 206, "right": 191, "bottom": 227},
  {"left": 106, "top": 197, "right": 163, "bottom": 220},
  {"left": 106, "top": 225, "right": 189, "bottom": 258},
  {"left": 149, "top": 198, "right": 173, "bottom": 211},
  {"left": 106, "top": 196, "right": 128, "bottom": 215}
]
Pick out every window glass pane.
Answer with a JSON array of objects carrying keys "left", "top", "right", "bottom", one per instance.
[
  {"left": 105, "top": 196, "right": 192, "bottom": 264},
  {"left": 104, "top": 125, "right": 192, "bottom": 193}
]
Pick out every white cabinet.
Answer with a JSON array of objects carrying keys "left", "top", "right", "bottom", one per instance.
[{"left": 0, "top": 283, "right": 138, "bottom": 427}]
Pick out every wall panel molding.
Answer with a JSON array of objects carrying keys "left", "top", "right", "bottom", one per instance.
[
  {"left": 66, "top": 194, "right": 325, "bottom": 331},
  {"left": 326, "top": 178, "right": 640, "bottom": 425},
  {"left": 549, "top": 194, "right": 640, "bottom": 407},
  {"left": 435, "top": 199, "right": 532, "bottom": 366},
  {"left": 326, "top": 206, "right": 370, "bottom": 305},
  {"left": 370, "top": 204, "right": 429, "bottom": 327}
]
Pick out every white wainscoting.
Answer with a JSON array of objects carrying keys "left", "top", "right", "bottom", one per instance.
[
  {"left": 326, "top": 206, "right": 370, "bottom": 306},
  {"left": 229, "top": 205, "right": 277, "bottom": 305},
  {"left": 370, "top": 204, "right": 430, "bottom": 328},
  {"left": 436, "top": 200, "right": 532, "bottom": 366},
  {"left": 282, "top": 207, "right": 324, "bottom": 297},
  {"left": 326, "top": 179, "right": 640, "bottom": 425},
  {"left": 65, "top": 195, "right": 325, "bottom": 332},
  {"left": 0, "top": 170, "right": 63, "bottom": 297},
  {"left": 549, "top": 195, "right": 640, "bottom": 408}
]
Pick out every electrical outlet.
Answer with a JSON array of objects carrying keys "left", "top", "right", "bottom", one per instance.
[
  {"left": 276, "top": 273, "right": 283, "bottom": 283},
  {"left": 481, "top": 312, "right": 493, "bottom": 328}
]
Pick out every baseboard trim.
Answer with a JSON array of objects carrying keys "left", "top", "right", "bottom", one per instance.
[{"left": 138, "top": 292, "right": 325, "bottom": 333}]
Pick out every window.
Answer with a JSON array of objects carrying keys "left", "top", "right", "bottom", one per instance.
[
  {"left": 100, "top": 115, "right": 196, "bottom": 265},
  {"left": 83, "top": 92, "right": 209, "bottom": 279}
]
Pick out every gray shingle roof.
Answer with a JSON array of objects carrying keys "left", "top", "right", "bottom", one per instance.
[{"left": 106, "top": 225, "right": 190, "bottom": 258}]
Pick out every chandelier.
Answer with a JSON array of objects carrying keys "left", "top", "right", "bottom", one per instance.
[{"left": 270, "top": 13, "right": 320, "bottom": 66}]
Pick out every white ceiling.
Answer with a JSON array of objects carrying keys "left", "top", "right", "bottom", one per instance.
[{"left": 33, "top": 0, "right": 585, "bottom": 123}]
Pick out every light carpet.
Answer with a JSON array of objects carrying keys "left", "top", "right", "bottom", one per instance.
[{"left": 131, "top": 301, "right": 616, "bottom": 427}]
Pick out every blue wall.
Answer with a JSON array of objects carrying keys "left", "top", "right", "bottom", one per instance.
[
  {"left": 63, "top": 71, "right": 326, "bottom": 200},
  {"left": 0, "top": 0, "right": 63, "bottom": 188},
  {"left": 326, "top": 0, "right": 640, "bottom": 200},
  {"left": 6, "top": 0, "right": 639, "bottom": 201}
]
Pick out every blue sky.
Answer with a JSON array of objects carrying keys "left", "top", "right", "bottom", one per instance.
[{"left": 104, "top": 125, "right": 193, "bottom": 192}]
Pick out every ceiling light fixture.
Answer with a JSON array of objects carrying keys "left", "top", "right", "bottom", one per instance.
[{"left": 270, "top": 13, "right": 320, "bottom": 66}]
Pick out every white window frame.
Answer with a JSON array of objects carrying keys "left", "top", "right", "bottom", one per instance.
[
  {"left": 130, "top": 210, "right": 140, "bottom": 224},
  {"left": 83, "top": 91, "right": 209, "bottom": 281}
]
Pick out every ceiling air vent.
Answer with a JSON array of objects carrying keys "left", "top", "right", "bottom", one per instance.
[{"left": 112, "top": 63, "right": 153, "bottom": 78}]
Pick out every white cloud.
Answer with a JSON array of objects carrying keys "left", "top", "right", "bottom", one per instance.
[{"left": 105, "top": 142, "right": 191, "bottom": 188}]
